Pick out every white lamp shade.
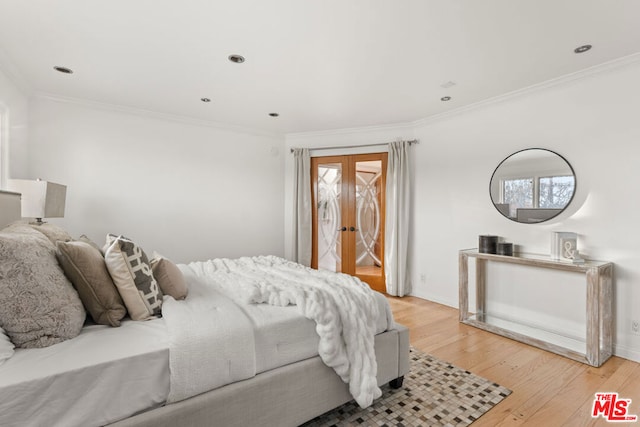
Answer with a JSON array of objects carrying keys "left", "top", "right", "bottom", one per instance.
[{"left": 7, "top": 179, "right": 67, "bottom": 219}]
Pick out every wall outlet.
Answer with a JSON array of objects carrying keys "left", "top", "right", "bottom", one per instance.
[
  {"left": 420, "top": 274, "right": 427, "bottom": 284},
  {"left": 632, "top": 320, "right": 640, "bottom": 336}
]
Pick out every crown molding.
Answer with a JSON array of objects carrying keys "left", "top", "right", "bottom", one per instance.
[
  {"left": 286, "top": 120, "right": 415, "bottom": 141},
  {"left": 412, "top": 52, "right": 640, "bottom": 128},
  {"left": 287, "top": 52, "right": 640, "bottom": 140},
  {"left": 18, "top": 51, "right": 640, "bottom": 141},
  {"left": 33, "top": 92, "right": 282, "bottom": 139}
]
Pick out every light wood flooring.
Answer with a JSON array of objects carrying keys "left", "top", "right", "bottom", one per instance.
[
  {"left": 387, "top": 296, "right": 640, "bottom": 427},
  {"left": 355, "top": 265, "right": 382, "bottom": 276}
]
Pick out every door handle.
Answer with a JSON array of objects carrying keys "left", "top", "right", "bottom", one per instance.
[
  {"left": 349, "top": 226, "right": 357, "bottom": 232},
  {"left": 338, "top": 227, "right": 347, "bottom": 232}
]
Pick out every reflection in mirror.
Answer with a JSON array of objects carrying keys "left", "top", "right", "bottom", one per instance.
[{"left": 490, "top": 149, "right": 576, "bottom": 223}]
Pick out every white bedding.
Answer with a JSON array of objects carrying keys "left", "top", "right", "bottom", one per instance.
[
  {"left": 0, "top": 256, "right": 395, "bottom": 426},
  {"left": 162, "top": 267, "right": 256, "bottom": 403},
  {"left": 0, "top": 319, "right": 169, "bottom": 427},
  {"left": 181, "top": 256, "right": 385, "bottom": 407}
]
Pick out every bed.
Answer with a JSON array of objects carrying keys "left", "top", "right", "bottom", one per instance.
[{"left": 0, "top": 191, "right": 409, "bottom": 427}]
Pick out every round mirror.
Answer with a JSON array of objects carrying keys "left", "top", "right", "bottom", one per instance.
[{"left": 490, "top": 148, "right": 576, "bottom": 223}]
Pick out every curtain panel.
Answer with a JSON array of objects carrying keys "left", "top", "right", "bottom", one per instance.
[
  {"left": 291, "top": 148, "right": 312, "bottom": 266},
  {"left": 384, "top": 141, "right": 411, "bottom": 296}
]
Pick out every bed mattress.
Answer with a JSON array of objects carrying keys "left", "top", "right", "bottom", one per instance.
[
  {"left": 0, "top": 292, "right": 393, "bottom": 427},
  {"left": 0, "top": 318, "right": 169, "bottom": 427}
]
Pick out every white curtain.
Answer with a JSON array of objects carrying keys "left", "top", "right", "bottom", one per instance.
[
  {"left": 384, "top": 140, "right": 411, "bottom": 296},
  {"left": 291, "top": 148, "right": 312, "bottom": 266}
]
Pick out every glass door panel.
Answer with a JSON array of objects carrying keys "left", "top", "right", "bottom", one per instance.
[
  {"left": 316, "top": 163, "right": 342, "bottom": 272},
  {"left": 354, "top": 160, "right": 384, "bottom": 284}
]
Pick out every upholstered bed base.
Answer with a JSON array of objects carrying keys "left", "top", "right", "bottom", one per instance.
[{"left": 109, "top": 324, "right": 410, "bottom": 427}]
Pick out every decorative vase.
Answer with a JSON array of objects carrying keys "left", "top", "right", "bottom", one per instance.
[
  {"left": 497, "top": 242, "right": 513, "bottom": 256},
  {"left": 479, "top": 235, "right": 498, "bottom": 254}
]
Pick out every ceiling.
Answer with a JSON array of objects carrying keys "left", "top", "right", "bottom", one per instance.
[{"left": 0, "top": 0, "right": 639, "bottom": 135}]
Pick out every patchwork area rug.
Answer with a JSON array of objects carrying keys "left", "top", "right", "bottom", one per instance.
[{"left": 302, "top": 348, "right": 511, "bottom": 427}]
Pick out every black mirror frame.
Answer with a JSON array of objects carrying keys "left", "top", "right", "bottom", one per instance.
[{"left": 489, "top": 148, "right": 577, "bottom": 224}]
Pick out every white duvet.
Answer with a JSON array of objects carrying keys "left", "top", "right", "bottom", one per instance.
[
  {"left": 162, "top": 268, "right": 256, "bottom": 403},
  {"left": 164, "top": 255, "right": 382, "bottom": 408}
]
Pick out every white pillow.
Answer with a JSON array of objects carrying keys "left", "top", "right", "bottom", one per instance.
[{"left": 0, "top": 326, "right": 15, "bottom": 366}]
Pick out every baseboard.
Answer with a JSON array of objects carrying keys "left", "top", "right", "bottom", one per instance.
[
  {"left": 408, "top": 290, "right": 456, "bottom": 309},
  {"left": 612, "top": 344, "right": 640, "bottom": 364}
]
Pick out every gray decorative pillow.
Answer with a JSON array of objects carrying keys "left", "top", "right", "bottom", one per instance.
[
  {"left": 104, "top": 235, "right": 163, "bottom": 321},
  {"left": 57, "top": 241, "right": 127, "bottom": 327},
  {"left": 0, "top": 326, "right": 14, "bottom": 366},
  {"left": 77, "top": 234, "right": 103, "bottom": 253},
  {"left": 28, "top": 222, "right": 73, "bottom": 244},
  {"left": 2, "top": 222, "right": 36, "bottom": 234},
  {"left": 0, "top": 226, "right": 85, "bottom": 348},
  {"left": 150, "top": 255, "right": 188, "bottom": 300}
]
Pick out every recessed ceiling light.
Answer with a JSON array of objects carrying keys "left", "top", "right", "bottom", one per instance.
[
  {"left": 440, "top": 81, "right": 456, "bottom": 89},
  {"left": 53, "top": 66, "right": 73, "bottom": 74},
  {"left": 441, "top": 96, "right": 451, "bottom": 101},
  {"left": 574, "top": 44, "right": 592, "bottom": 54},
  {"left": 269, "top": 113, "right": 279, "bottom": 117},
  {"left": 200, "top": 97, "right": 211, "bottom": 103},
  {"left": 228, "top": 54, "right": 245, "bottom": 64}
]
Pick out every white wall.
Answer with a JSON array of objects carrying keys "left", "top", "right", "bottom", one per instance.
[
  {"left": 27, "top": 97, "right": 285, "bottom": 263},
  {"left": 284, "top": 57, "right": 640, "bottom": 362},
  {"left": 0, "top": 67, "right": 29, "bottom": 186}
]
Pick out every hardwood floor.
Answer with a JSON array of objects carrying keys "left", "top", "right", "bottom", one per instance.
[{"left": 387, "top": 296, "right": 640, "bottom": 427}]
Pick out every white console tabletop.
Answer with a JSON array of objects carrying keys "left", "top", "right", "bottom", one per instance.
[{"left": 458, "top": 249, "right": 613, "bottom": 367}]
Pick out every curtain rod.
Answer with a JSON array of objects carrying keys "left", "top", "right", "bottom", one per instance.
[{"left": 289, "top": 139, "right": 418, "bottom": 153}]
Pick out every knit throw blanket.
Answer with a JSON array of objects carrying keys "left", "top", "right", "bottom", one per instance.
[{"left": 184, "top": 255, "right": 382, "bottom": 408}]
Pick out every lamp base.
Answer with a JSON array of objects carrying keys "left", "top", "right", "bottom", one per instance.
[{"left": 29, "top": 218, "right": 46, "bottom": 226}]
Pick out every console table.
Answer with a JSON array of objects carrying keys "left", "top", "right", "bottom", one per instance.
[{"left": 459, "top": 249, "right": 613, "bottom": 367}]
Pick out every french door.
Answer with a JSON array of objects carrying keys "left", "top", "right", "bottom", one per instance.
[{"left": 311, "top": 153, "right": 387, "bottom": 293}]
